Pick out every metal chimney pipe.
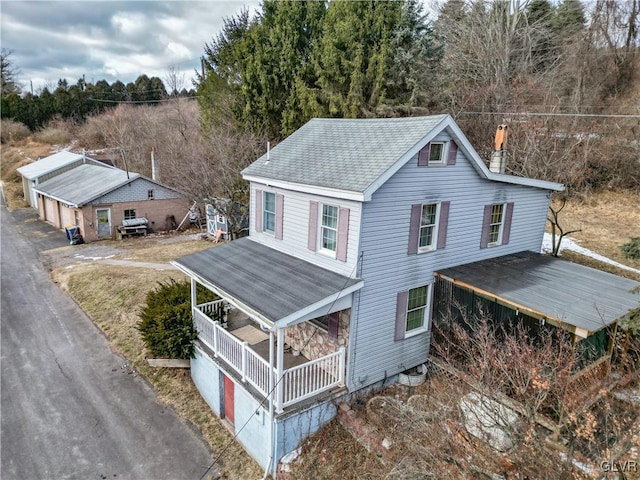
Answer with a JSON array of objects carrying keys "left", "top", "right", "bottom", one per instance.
[{"left": 151, "top": 146, "right": 159, "bottom": 181}]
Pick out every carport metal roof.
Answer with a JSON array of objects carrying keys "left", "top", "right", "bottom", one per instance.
[
  {"left": 33, "top": 164, "right": 139, "bottom": 207},
  {"left": 17, "top": 151, "right": 84, "bottom": 180},
  {"left": 172, "top": 237, "right": 363, "bottom": 329},
  {"left": 436, "top": 251, "right": 639, "bottom": 338}
]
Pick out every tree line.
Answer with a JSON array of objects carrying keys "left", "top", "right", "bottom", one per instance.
[
  {"left": 2, "top": 0, "right": 638, "bottom": 198},
  {"left": 0, "top": 52, "right": 195, "bottom": 131},
  {"left": 196, "top": 0, "right": 639, "bottom": 191}
]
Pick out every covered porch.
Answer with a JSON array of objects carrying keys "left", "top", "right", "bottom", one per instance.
[{"left": 173, "top": 237, "right": 364, "bottom": 413}]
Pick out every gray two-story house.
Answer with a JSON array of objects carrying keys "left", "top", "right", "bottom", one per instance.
[{"left": 173, "top": 115, "right": 638, "bottom": 476}]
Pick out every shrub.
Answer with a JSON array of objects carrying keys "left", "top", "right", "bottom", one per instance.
[
  {"left": 32, "top": 117, "right": 76, "bottom": 145},
  {"left": 621, "top": 237, "right": 640, "bottom": 260},
  {"left": 0, "top": 119, "right": 31, "bottom": 143},
  {"left": 138, "top": 279, "right": 218, "bottom": 359}
]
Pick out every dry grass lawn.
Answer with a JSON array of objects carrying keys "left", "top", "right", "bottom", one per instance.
[
  {"left": 1, "top": 140, "right": 54, "bottom": 209},
  {"left": 113, "top": 236, "right": 216, "bottom": 263},
  {"left": 549, "top": 190, "right": 640, "bottom": 280}
]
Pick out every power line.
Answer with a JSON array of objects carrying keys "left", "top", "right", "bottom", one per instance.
[
  {"left": 460, "top": 111, "right": 640, "bottom": 119},
  {"left": 87, "top": 96, "right": 199, "bottom": 104}
]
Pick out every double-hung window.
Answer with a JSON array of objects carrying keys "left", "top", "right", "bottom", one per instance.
[
  {"left": 320, "top": 204, "right": 338, "bottom": 253},
  {"left": 395, "top": 284, "right": 432, "bottom": 340},
  {"left": 488, "top": 204, "right": 504, "bottom": 245},
  {"left": 419, "top": 203, "right": 439, "bottom": 251},
  {"left": 406, "top": 286, "right": 428, "bottom": 333},
  {"left": 481, "top": 202, "right": 514, "bottom": 248},
  {"left": 408, "top": 201, "right": 450, "bottom": 254},
  {"left": 124, "top": 209, "right": 136, "bottom": 220},
  {"left": 263, "top": 191, "right": 276, "bottom": 234}
]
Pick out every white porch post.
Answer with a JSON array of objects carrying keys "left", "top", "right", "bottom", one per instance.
[
  {"left": 241, "top": 341, "right": 249, "bottom": 382},
  {"left": 339, "top": 346, "right": 346, "bottom": 386},
  {"left": 268, "top": 330, "right": 275, "bottom": 411},
  {"left": 276, "top": 327, "right": 284, "bottom": 413},
  {"left": 190, "top": 278, "right": 197, "bottom": 309}
]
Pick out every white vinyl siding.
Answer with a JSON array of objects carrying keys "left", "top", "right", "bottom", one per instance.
[
  {"left": 250, "top": 183, "right": 361, "bottom": 277},
  {"left": 349, "top": 130, "right": 552, "bottom": 391}
]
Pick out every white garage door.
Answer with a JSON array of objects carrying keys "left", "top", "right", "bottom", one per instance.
[{"left": 44, "top": 197, "right": 56, "bottom": 224}]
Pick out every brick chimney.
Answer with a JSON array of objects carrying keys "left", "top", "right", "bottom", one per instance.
[{"left": 489, "top": 124, "right": 508, "bottom": 174}]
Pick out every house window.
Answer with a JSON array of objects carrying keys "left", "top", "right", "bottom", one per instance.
[
  {"left": 320, "top": 204, "right": 338, "bottom": 252},
  {"left": 406, "top": 285, "right": 429, "bottom": 333},
  {"left": 419, "top": 203, "right": 439, "bottom": 251},
  {"left": 124, "top": 209, "right": 136, "bottom": 220},
  {"left": 311, "top": 312, "right": 340, "bottom": 339},
  {"left": 147, "top": 189, "right": 154, "bottom": 200},
  {"left": 488, "top": 204, "right": 505, "bottom": 245},
  {"left": 480, "top": 202, "right": 514, "bottom": 249},
  {"left": 263, "top": 191, "right": 276, "bottom": 233},
  {"left": 428, "top": 142, "right": 445, "bottom": 165}
]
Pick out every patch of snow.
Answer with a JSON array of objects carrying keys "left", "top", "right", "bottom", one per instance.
[
  {"left": 73, "top": 254, "right": 104, "bottom": 262},
  {"left": 558, "top": 452, "right": 597, "bottom": 475},
  {"left": 542, "top": 233, "right": 640, "bottom": 275},
  {"left": 280, "top": 447, "right": 301, "bottom": 473}
]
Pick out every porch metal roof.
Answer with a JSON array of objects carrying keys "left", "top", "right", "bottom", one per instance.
[
  {"left": 173, "top": 237, "right": 363, "bottom": 328},
  {"left": 436, "top": 251, "right": 639, "bottom": 337}
]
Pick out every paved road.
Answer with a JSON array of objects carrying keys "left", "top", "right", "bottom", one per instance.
[{"left": 1, "top": 203, "right": 214, "bottom": 480}]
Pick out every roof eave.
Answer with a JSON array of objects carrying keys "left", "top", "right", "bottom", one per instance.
[
  {"left": 435, "top": 272, "right": 590, "bottom": 337},
  {"left": 171, "top": 260, "right": 275, "bottom": 330},
  {"left": 445, "top": 120, "right": 565, "bottom": 192},
  {"left": 275, "top": 280, "right": 364, "bottom": 328},
  {"left": 486, "top": 172, "right": 565, "bottom": 191},
  {"left": 31, "top": 188, "right": 80, "bottom": 208},
  {"left": 243, "top": 174, "right": 365, "bottom": 202}
]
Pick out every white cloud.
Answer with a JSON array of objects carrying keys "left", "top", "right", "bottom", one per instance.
[
  {"left": 1, "top": 1, "right": 261, "bottom": 91},
  {"left": 111, "top": 12, "right": 147, "bottom": 37}
]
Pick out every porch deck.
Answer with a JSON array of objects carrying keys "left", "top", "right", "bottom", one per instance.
[
  {"left": 194, "top": 300, "right": 346, "bottom": 412},
  {"left": 226, "top": 309, "right": 310, "bottom": 370}
]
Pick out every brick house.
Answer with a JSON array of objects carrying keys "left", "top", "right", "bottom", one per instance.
[{"left": 33, "top": 163, "right": 189, "bottom": 242}]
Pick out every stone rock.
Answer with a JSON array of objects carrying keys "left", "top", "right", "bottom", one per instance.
[{"left": 459, "top": 392, "right": 518, "bottom": 452}]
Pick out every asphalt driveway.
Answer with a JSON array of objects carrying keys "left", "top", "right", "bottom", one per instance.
[{"left": 1, "top": 204, "right": 215, "bottom": 479}]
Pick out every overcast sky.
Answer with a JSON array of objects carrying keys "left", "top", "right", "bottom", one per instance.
[{"left": 1, "top": 0, "right": 260, "bottom": 93}]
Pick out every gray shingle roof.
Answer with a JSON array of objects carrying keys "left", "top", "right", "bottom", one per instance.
[
  {"left": 174, "top": 237, "right": 363, "bottom": 325},
  {"left": 34, "top": 164, "right": 139, "bottom": 207},
  {"left": 242, "top": 115, "right": 448, "bottom": 193},
  {"left": 437, "top": 251, "right": 639, "bottom": 335}
]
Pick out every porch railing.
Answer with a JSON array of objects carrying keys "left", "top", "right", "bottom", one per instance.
[
  {"left": 194, "top": 304, "right": 345, "bottom": 411},
  {"left": 280, "top": 349, "right": 345, "bottom": 410}
]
